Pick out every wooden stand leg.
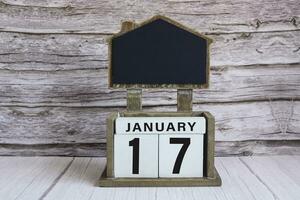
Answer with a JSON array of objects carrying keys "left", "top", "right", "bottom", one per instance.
[
  {"left": 177, "top": 89, "right": 193, "bottom": 112},
  {"left": 127, "top": 89, "right": 142, "bottom": 111}
]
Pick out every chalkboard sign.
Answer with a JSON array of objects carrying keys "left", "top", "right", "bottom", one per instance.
[{"left": 109, "top": 15, "right": 212, "bottom": 88}]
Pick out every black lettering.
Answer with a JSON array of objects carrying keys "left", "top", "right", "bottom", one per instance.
[
  {"left": 144, "top": 123, "right": 153, "bottom": 132},
  {"left": 126, "top": 123, "right": 131, "bottom": 132},
  {"left": 132, "top": 123, "right": 142, "bottom": 132},
  {"left": 166, "top": 123, "right": 176, "bottom": 132},
  {"left": 188, "top": 122, "right": 196, "bottom": 131},
  {"left": 156, "top": 123, "right": 164, "bottom": 131},
  {"left": 177, "top": 122, "right": 186, "bottom": 132}
]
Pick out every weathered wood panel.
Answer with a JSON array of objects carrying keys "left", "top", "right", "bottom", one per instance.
[
  {"left": 0, "top": 143, "right": 105, "bottom": 156},
  {"left": 0, "top": 0, "right": 299, "bottom": 34},
  {"left": 0, "top": 0, "right": 299, "bottom": 156},
  {"left": 0, "top": 64, "right": 299, "bottom": 106},
  {"left": 241, "top": 156, "right": 300, "bottom": 200},
  {"left": 216, "top": 140, "right": 300, "bottom": 156},
  {"left": 0, "top": 156, "right": 299, "bottom": 199},
  {"left": 0, "top": 101, "right": 299, "bottom": 144},
  {"left": 44, "top": 157, "right": 105, "bottom": 200},
  {"left": 1, "top": 32, "right": 299, "bottom": 68},
  {"left": 0, "top": 157, "right": 72, "bottom": 199},
  {"left": 45, "top": 157, "right": 276, "bottom": 199},
  {"left": 1, "top": 140, "right": 299, "bottom": 157}
]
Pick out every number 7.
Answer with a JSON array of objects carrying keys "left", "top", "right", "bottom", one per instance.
[{"left": 170, "top": 138, "right": 191, "bottom": 174}]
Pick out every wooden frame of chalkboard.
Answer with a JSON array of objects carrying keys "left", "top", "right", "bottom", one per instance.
[
  {"left": 108, "top": 15, "right": 213, "bottom": 89},
  {"left": 99, "top": 111, "right": 221, "bottom": 187}
]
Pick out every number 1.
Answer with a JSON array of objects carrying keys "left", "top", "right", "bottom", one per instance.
[
  {"left": 170, "top": 138, "right": 190, "bottom": 174},
  {"left": 129, "top": 138, "right": 139, "bottom": 174}
]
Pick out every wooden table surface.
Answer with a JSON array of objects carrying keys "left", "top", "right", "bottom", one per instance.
[{"left": 0, "top": 156, "right": 299, "bottom": 200}]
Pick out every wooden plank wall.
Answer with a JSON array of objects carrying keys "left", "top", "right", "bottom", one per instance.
[{"left": 0, "top": 0, "right": 299, "bottom": 156}]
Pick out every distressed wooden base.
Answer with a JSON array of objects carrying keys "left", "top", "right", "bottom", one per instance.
[
  {"left": 99, "top": 167, "right": 221, "bottom": 187},
  {"left": 102, "top": 111, "right": 221, "bottom": 187}
]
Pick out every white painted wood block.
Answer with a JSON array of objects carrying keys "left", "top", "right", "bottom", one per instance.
[
  {"left": 159, "top": 134, "right": 204, "bottom": 178},
  {"left": 114, "top": 135, "right": 158, "bottom": 178},
  {"left": 115, "top": 117, "right": 206, "bottom": 134}
]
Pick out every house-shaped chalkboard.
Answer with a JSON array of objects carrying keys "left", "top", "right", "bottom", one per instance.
[
  {"left": 100, "top": 16, "right": 221, "bottom": 187},
  {"left": 109, "top": 15, "right": 212, "bottom": 88}
]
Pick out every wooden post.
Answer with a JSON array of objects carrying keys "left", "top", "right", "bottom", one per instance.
[
  {"left": 127, "top": 89, "right": 142, "bottom": 111},
  {"left": 121, "top": 21, "right": 136, "bottom": 33},
  {"left": 177, "top": 89, "right": 193, "bottom": 112}
]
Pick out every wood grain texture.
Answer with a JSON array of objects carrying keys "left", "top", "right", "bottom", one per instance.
[
  {"left": 0, "top": 102, "right": 299, "bottom": 144},
  {"left": 0, "top": 143, "right": 106, "bottom": 156},
  {"left": 241, "top": 156, "right": 300, "bottom": 200},
  {"left": 44, "top": 157, "right": 106, "bottom": 200},
  {"left": 1, "top": 32, "right": 299, "bottom": 68},
  {"left": 0, "top": 0, "right": 299, "bottom": 34},
  {"left": 0, "top": 157, "right": 72, "bottom": 199},
  {"left": 0, "top": 64, "right": 299, "bottom": 106},
  {"left": 1, "top": 140, "right": 299, "bottom": 157},
  {"left": 4, "top": 156, "right": 294, "bottom": 200},
  {"left": 216, "top": 140, "right": 300, "bottom": 156},
  {"left": 0, "top": 0, "right": 299, "bottom": 156},
  {"left": 0, "top": 101, "right": 299, "bottom": 156}
]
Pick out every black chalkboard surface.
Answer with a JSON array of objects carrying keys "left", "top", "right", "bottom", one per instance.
[{"left": 109, "top": 16, "right": 211, "bottom": 88}]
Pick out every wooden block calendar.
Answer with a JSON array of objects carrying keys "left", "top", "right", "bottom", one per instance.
[
  {"left": 99, "top": 15, "right": 221, "bottom": 187},
  {"left": 100, "top": 112, "right": 221, "bottom": 186}
]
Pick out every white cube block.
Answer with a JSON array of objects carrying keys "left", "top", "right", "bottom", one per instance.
[
  {"left": 159, "top": 134, "right": 204, "bottom": 178},
  {"left": 114, "top": 135, "right": 159, "bottom": 178},
  {"left": 115, "top": 117, "right": 206, "bottom": 134}
]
